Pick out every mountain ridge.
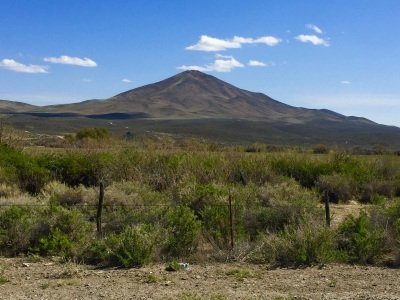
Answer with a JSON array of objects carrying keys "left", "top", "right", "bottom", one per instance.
[
  {"left": 1, "top": 70, "right": 399, "bottom": 148},
  {"left": 0, "top": 70, "right": 377, "bottom": 126}
]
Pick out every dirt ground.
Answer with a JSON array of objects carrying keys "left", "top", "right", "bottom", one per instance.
[
  {"left": 2, "top": 202, "right": 398, "bottom": 300},
  {"left": 1, "top": 257, "right": 400, "bottom": 300}
]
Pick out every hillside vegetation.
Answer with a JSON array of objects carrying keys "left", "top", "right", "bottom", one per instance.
[{"left": 1, "top": 133, "right": 400, "bottom": 268}]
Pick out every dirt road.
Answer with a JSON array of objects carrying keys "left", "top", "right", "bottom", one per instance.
[{"left": 1, "top": 258, "right": 399, "bottom": 300}]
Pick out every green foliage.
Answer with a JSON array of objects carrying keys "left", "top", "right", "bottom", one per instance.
[
  {"left": 247, "top": 181, "right": 322, "bottom": 233},
  {"left": 1, "top": 142, "right": 400, "bottom": 266},
  {"left": 315, "top": 173, "right": 357, "bottom": 203},
  {"left": 0, "top": 145, "right": 50, "bottom": 194},
  {"left": 257, "top": 217, "right": 339, "bottom": 266},
  {"left": 313, "top": 144, "right": 329, "bottom": 154},
  {"left": 202, "top": 202, "right": 232, "bottom": 248},
  {"left": 0, "top": 206, "right": 43, "bottom": 255},
  {"left": 0, "top": 268, "right": 10, "bottom": 285},
  {"left": 163, "top": 205, "right": 201, "bottom": 258},
  {"left": 35, "top": 227, "right": 74, "bottom": 257},
  {"left": 76, "top": 127, "right": 109, "bottom": 140},
  {"left": 89, "top": 224, "right": 159, "bottom": 267},
  {"left": 30, "top": 207, "right": 94, "bottom": 259},
  {"left": 338, "top": 211, "right": 386, "bottom": 263},
  {"left": 222, "top": 268, "right": 258, "bottom": 282},
  {"left": 38, "top": 152, "right": 113, "bottom": 187},
  {"left": 111, "top": 224, "right": 158, "bottom": 267},
  {"left": 270, "top": 156, "right": 333, "bottom": 188},
  {"left": 372, "top": 144, "right": 387, "bottom": 155}
]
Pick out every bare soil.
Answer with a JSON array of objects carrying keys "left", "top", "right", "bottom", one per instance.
[
  {"left": 1, "top": 258, "right": 400, "bottom": 300},
  {"left": 2, "top": 202, "right": 398, "bottom": 300}
]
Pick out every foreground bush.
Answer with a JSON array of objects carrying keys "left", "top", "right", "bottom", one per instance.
[
  {"left": 30, "top": 206, "right": 94, "bottom": 259},
  {"left": 89, "top": 224, "right": 159, "bottom": 267},
  {"left": 0, "top": 141, "right": 399, "bottom": 267},
  {"left": 337, "top": 211, "right": 386, "bottom": 264},
  {"left": 256, "top": 217, "right": 338, "bottom": 266},
  {"left": 315, "top": 173, "right": 357, "bottom": 203}
]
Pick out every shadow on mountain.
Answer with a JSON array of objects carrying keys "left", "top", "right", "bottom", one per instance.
[
  {"left": 13, "top": 112, "right": 150, "bottom": 120},
  {"left": 17, "top": 112, "right": 82, "bottom": 118},
  {"left": 86, "top": 112, "right": 150, "bottom": 120}
]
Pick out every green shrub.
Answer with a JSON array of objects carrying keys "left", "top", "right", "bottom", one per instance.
[
  {"left": 111, "top": 224, "right": 158, "bottom": 267},
  {"left": 163, "top": 205, "right": 201, "bottom": 258},
  {"left": 0, "top": 145, "right": 50, "bottom": 194},
  {"left": 315, "top": 173, "right": 357, "bottom": 203},
  {"left": 337, "top": 211, "right": 386, "bottom": 263},
  {"left": 89, "top": 224, "right": 159, "bottom": 267},
  {"left": 257, "top": 217, "right": 338, "bottom": 266},
  {"left": 31, "top": 207, "right": 94, "bottom": 259},
  {"left": 360, "top": 179, "right": 395, "bottom": 203},
  {"left": 259, "top": 181, "right": 322, "bottom": 228},
  {"left": 270, "top": 156, "right": 333, "bottom": 188},
  {"left": 76, "top": 127, "right": 109, "bottom": 140},
  {"left": 313, "top": 144, "right": 329, "bottom": 154},
  {"left": 0, "top": 183, "right": 21, "bottom": 198},
  {"left": 0, "top": 206, "right": 32, "bottom": 255},
  {"left": 202, "top": 202, "right": 233, "bottom": 249},
  {"left": 38, "top": 152, "right": 113, "bottom": 187}
]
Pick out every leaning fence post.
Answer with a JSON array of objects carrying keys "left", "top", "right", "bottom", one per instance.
[
  {"left": 324, "top": 190, "right": 331, "bottom": 227},
  {"left": 97, "top": 181, "right": 104, "bottom": 238},
  {"left": 228, "top": 188, "right": 234, "bottom": 249}
]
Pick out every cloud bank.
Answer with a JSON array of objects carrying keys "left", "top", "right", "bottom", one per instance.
[
  {"left": 122, "top": 79, "right": 132, "bottom": 82},
  {"left": 0, "top": 59, "right": 49, "bottom": 73},
  {"left": 44, "top": 55, "right": 97, "bottom": 67},
  {"left": 186, "top": 35, "right": 281, "bottom": 51}
]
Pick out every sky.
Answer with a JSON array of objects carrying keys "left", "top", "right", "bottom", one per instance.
[{"left": 1, "top": 0, "right": 400, "bottom": 127}]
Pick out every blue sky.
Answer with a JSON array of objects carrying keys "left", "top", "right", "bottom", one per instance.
[{"left": 1, "top": 0, "right": 399, "bottom": 127}]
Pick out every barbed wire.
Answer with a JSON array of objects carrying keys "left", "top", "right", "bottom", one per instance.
[{"left": 0, "top": 203, "right": 240, "bottom": 208}]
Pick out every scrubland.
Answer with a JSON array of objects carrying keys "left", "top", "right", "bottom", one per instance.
[
  {"left": 1, "top": 134, "right": 400, "bottom": 266},
  {"left": 1, "top": 134, "right": 400, "bottom": 298}
]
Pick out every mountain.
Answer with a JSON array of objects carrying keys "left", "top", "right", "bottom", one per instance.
[
  {"left": 4, "top": 70, "right": 375, "bottom": 124},
  {"left": 1, "top": 70, "right": 400, "bottom": 148}
]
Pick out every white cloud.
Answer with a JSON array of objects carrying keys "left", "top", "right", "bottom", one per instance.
[
  {"left": 176, "top": 65, "right": 212, "bottom": 72},
  {"left": 83, "top": 79, "right": 92, "bottom": 82},
  {"left": 341, "top": 81, "right": 351, "bottom": 84},
  {"left": 295, "top": 35, "right": 330, "bottom": 46},
  {"left": 305, "top": 24, "right": 323, "bottom": 34},
  {"left": 0, "top": 59, "right": 48, "bottom": 73},
  {"left": 186, "top": 35, "right": 281, "bottom": 51},
  {"left": 232, "top": 36, "right": 281, "bottom": 46},
  {"left": 177, "top": 56, "right": 244, "bottom": 73},
  {"left": 44, "top": 55, "right": 97, "bottom": 67},
  {"left": 206, "top": 58, "right": 244, "bottom": 72},
  {"left": 248, "top": 60, "right": 266, "bottom": 67},
  {"left": 186, "top": 35, "right": 241, "bottom": 51},
  {"left": 215, "top": 54, "right": 234, "bottom": 59},
  {"left": 122, "top": 79, "right": 132, "bottom": 82},
  {"left": 254, "top": 36, "right": 281, "bottom": 46}
]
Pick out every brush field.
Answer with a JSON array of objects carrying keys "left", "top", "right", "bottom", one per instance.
[{"left": 1, "top": 133, "right": 400, "bottom": 298}]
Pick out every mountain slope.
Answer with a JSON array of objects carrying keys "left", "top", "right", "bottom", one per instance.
[
  {"left": 1, "top": 70, "right": 399, "bottom": 148},
  {"left": 3, "top": 70, "right": 375, "bottom": 126}
]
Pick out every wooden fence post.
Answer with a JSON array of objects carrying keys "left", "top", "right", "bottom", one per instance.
[
  {"left": 96, "top": 182, "right": 104, "bottom": 238},
  {"left": 228, "top": 188, "right": 234, "bottom": 249},
  {"left": 324, "top": 190, "right": 331, "bottom": 227}
]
